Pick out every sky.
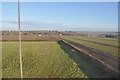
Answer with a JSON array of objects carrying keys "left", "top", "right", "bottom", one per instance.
[{"left": 1, "top": 2, "right": 118, "bottom": 31}]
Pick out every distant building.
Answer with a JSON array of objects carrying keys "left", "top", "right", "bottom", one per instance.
[
  {"left": 87, "top": 34, "right": 99, "bottom": 36},
  {"left": 9, "top": 30, "right": 11, "bottom": 33},
  {"left": 38, "top": 34, "right": 42, "bottom": 36},
  {"left": 60, "top": 34, "right": 62, "bottom": 36}
]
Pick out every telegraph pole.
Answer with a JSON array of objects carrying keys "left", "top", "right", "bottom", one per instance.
[{"left": 18, "top": 0, "right": 23, "bottom": 78}]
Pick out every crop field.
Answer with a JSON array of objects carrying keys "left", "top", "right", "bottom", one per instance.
[
  {"left": 2, "top": 42, "right": 87, "bottom": 78},
  {"left": 66, "top": 36, "right": 118, "bottom": 46},
  {"left": 2, "top": 35, "right": 119, "bottom": 78},
  {"left": 61, "top": 36, "right": 119, "bottom": 58}
]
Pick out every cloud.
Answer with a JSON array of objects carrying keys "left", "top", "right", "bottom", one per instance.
[
  {"left": 2, "top": 20, "right": 80, "bottom": 31},
  {"left": 1, "top": 20, "right": 117, "bottom": 32}
]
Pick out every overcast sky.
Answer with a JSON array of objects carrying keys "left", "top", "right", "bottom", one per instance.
[{"left": 1, "top": 2, "right": 118, "bottom": 31}]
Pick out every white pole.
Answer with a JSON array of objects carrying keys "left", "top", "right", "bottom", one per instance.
[{"left": 18, "top": 0, "right": 23, "bottom": 78}]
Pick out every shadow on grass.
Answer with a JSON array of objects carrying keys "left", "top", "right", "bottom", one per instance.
[{"left": 58, "top": 41, "right": 112, "bottom": 78}]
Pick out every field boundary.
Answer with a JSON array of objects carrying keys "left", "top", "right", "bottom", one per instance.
[{"left": 59, "top": 40, "right": 120, "bottom": 78}]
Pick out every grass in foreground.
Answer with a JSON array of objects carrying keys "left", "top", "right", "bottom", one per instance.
[{"left": 2, "top": 42, "right": 87, "bottom": 78}]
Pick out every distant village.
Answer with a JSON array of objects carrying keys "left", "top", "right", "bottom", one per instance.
[{"left": 1, "top": 30, "right": 118, "bottom": 38}]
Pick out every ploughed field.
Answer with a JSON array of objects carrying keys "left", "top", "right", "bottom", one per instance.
[
  {"left": 2, "top": 42, "right": 87, "bottom": 78},
  {"left": 2, "top": 35, "right": 58, "bottom": 41}
]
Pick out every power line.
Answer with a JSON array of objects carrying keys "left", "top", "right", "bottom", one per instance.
[{"left": 18, "top": 0, "right": 23, "bottom": 78}]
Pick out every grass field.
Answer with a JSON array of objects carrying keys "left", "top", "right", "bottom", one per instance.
[
  {"left": 66, "top": 36, "right": 118, "bottom": 46},
  {"left": 2, "top": 42, "right": 87, "bottom": 78},
  {"left": 61, "top": 36, "right": 118, "bottom": 57}
]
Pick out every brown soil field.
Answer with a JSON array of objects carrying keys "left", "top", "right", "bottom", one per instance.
[{"left": 1, "top": 35, "right": 59, "bottom": 41}]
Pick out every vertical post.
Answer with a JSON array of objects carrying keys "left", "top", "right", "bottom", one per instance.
[{"left": 18, "top": 0, "right": 23, "bottom": 78}]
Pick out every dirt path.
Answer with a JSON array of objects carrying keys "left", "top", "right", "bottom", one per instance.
[{"left": 58, "top": 41, "right": 113, "bottom": 78}]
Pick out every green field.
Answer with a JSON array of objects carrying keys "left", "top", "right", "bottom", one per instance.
[
  {"left": 67, "top": 36, "right": 118, "bottom": 46},
  {"left": 2, "top": 42, "right": 87, "bottom": 78},
  {"left": 61, "top": 36, "right": 118, "bottom": 57}
]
